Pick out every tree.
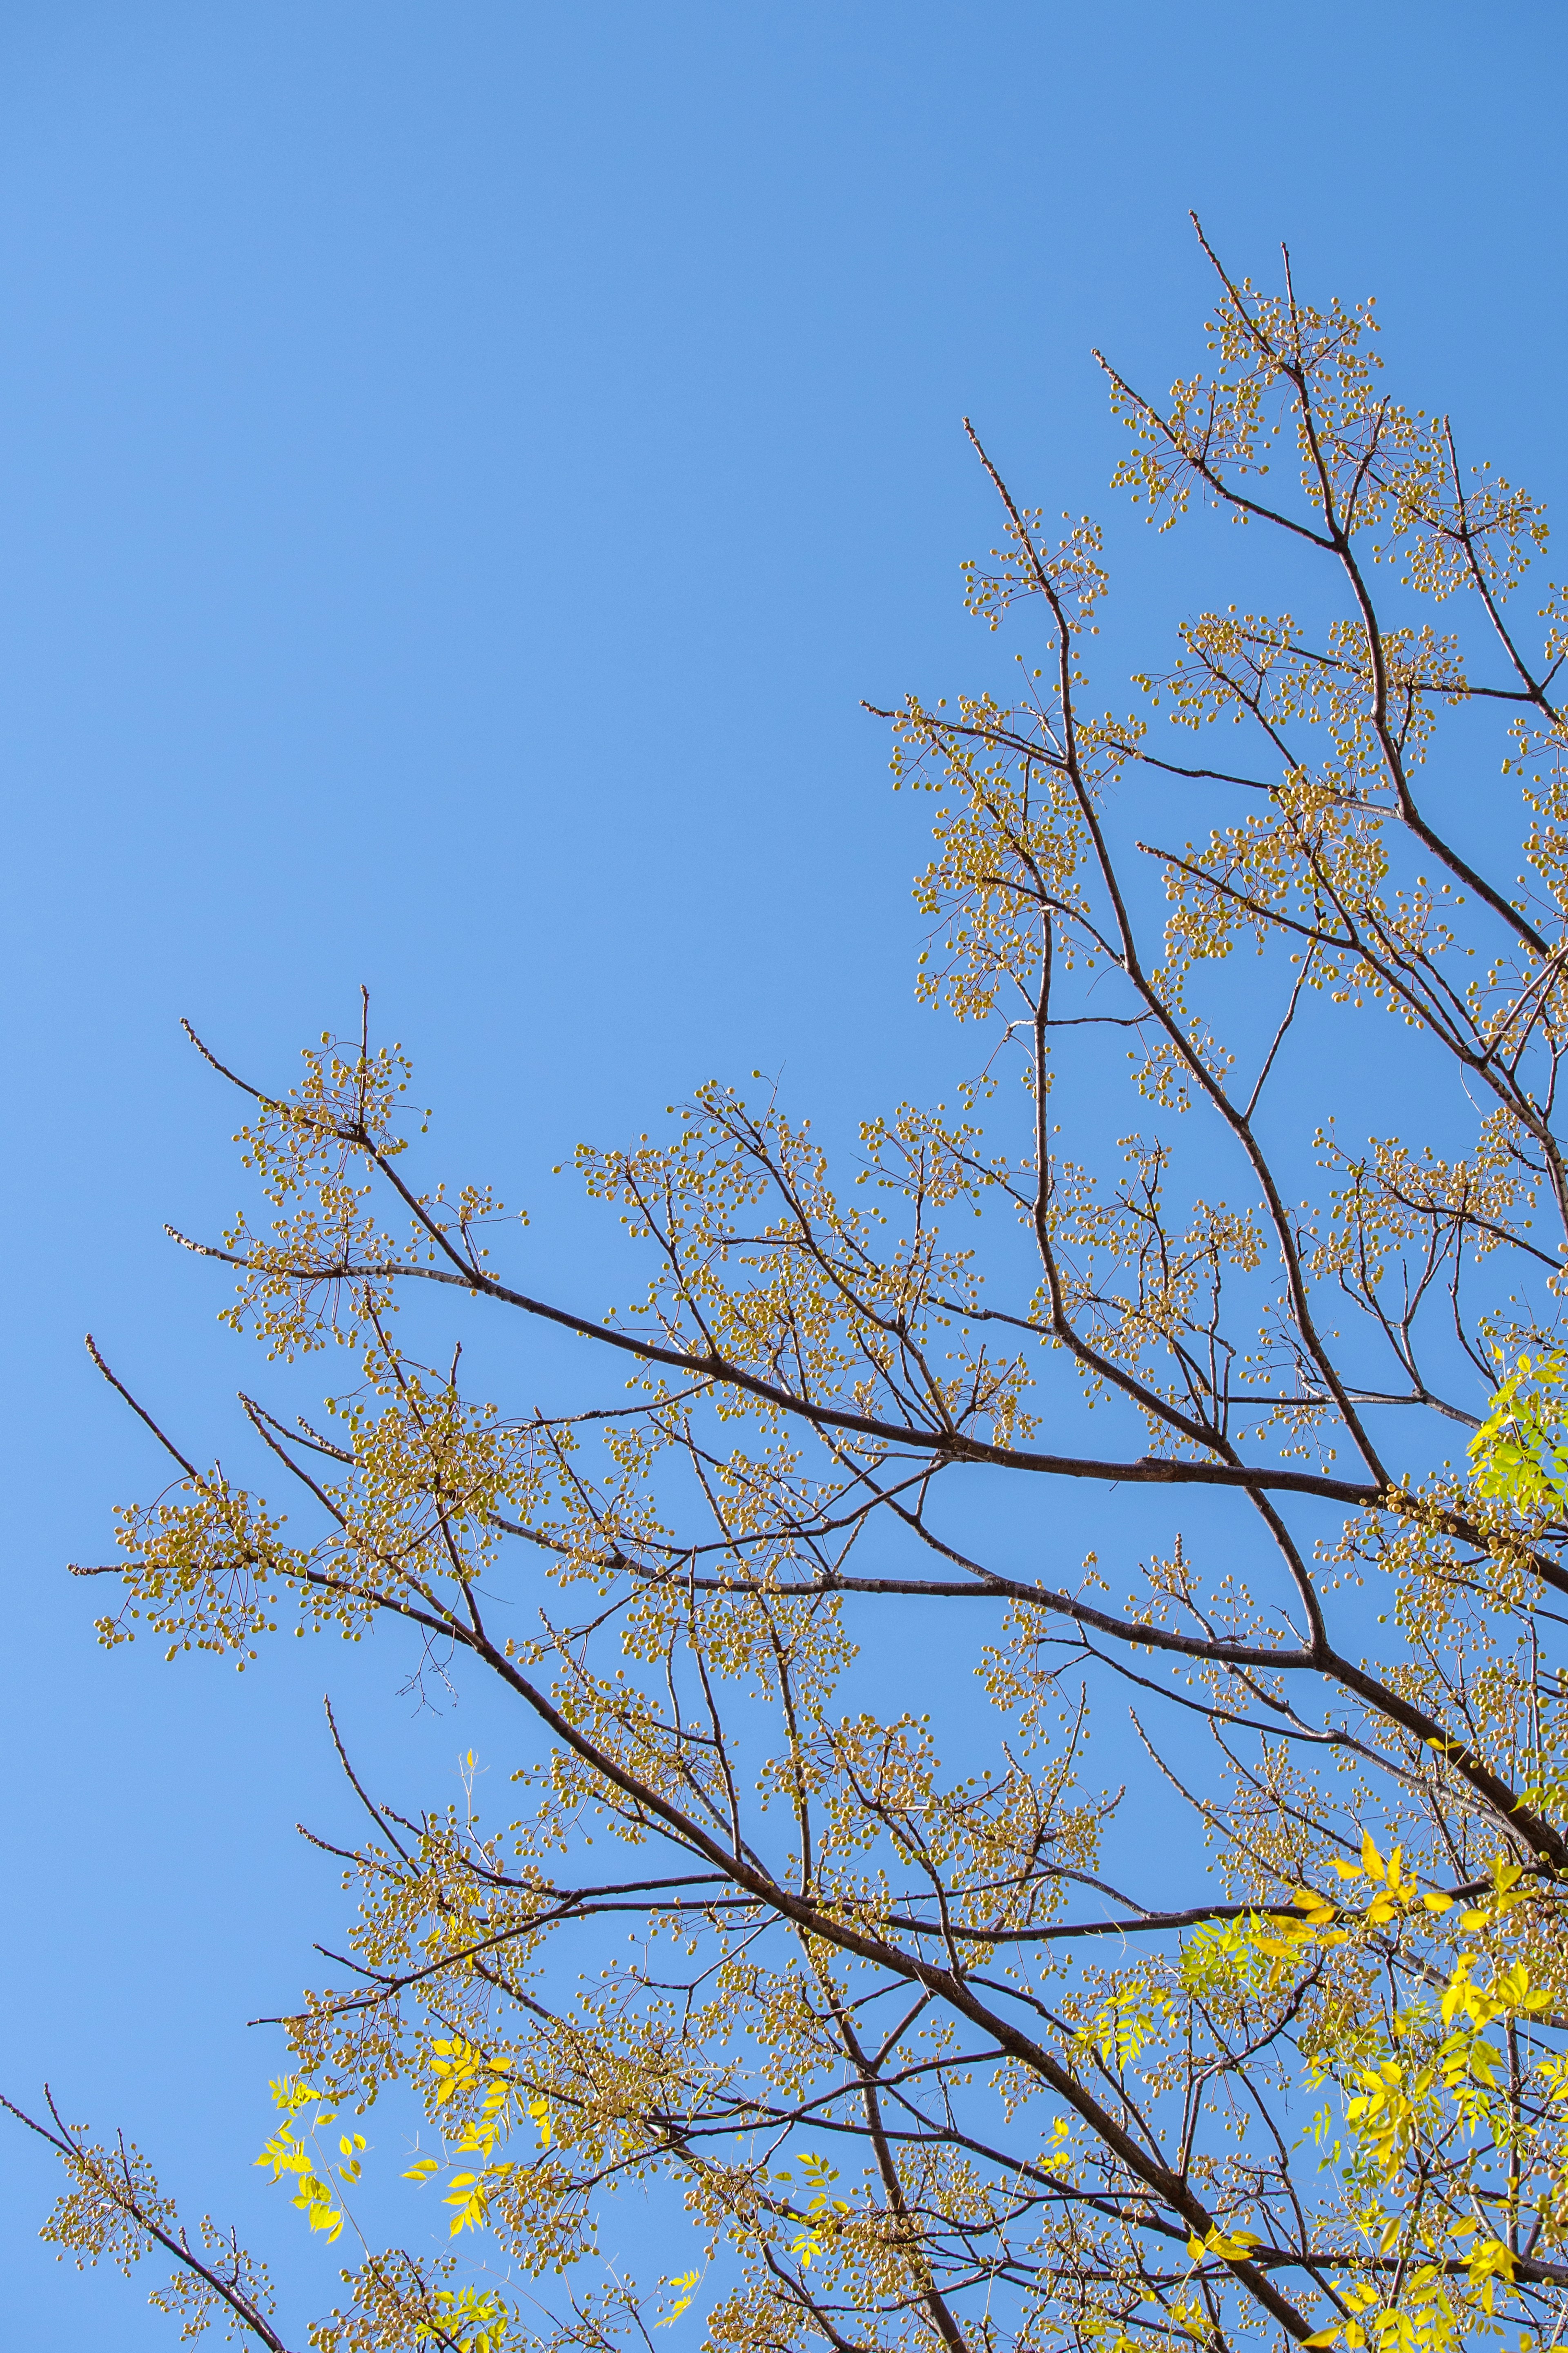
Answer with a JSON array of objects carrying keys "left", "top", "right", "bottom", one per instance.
[{"left": 13, "top": 219, "right": 1568, "bottom": 2353}]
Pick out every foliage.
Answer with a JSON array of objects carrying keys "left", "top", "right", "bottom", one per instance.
[{"left": 16, "top": 221, "right": 1568, "bottom": 2353}]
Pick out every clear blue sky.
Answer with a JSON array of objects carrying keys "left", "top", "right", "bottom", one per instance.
[{"left": 3, "top": 3, "right": 1566, "bottom": 2340}]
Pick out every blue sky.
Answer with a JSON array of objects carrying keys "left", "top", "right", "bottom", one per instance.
[{"left": 3, "top": 2, "right": 1566, "bottom": 2340}]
